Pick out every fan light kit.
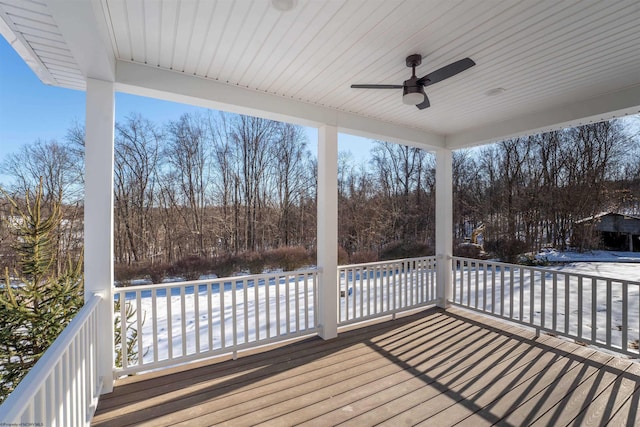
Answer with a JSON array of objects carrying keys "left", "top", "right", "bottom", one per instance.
[{"left": 351, "top": 54, "right": 476, "bottom": 109}]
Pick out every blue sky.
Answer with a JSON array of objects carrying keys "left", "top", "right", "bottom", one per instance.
[{"left": 0, "top": 36, "right": 376, "bottom": 175}]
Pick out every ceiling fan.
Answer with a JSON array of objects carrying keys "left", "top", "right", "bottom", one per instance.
[{"left": 350, "top": 54, "right": 475, "bottom": 109}]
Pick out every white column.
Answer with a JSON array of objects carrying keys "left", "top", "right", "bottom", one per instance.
[
  {"left": 84, "top": 78, "right": 115, "bottom": 393},
  {"left": 317, "top": 125, "right": 338, "bottom": 339},
  {"left": 435, "top": 148, "right": 453, "bottom": 308}
]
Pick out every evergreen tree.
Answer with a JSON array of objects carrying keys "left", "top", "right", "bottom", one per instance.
[{"left": 0, "top": 180, "right": 83, "bottom": 402}]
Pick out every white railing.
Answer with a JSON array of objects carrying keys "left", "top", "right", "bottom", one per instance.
[
  {"left": 338, "top": 256, "right": 438, "bottom": 326},
  {"left": 114, "top": 269, "right": 318, "bottom": 374},
  {"left": 0, "top": 293, "right": 103, "bottom": 427},
  {"left": 452, "top": 257, "right": 640, "bottom": 357}
]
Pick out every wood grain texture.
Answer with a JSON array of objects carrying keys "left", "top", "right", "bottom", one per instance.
[{"left": 93, "top": 307, "right": 640, "bottom": 427}]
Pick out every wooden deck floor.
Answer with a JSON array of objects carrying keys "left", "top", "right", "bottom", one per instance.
[{"left": 93, "top": 307, "right": 640, "bottom": 427}]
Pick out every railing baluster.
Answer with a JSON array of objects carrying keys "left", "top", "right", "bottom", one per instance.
[
  {"left": 359, "top": 267, "right": 364, "bottom": 318},
  {"left": 58, "top": 361, "right": 64, "bottom": 424},
  {"left": 592, "top": 278, "right": 597, "bottom": 344},
  {"left": 220, "top": 282, "right": 226, "bottom": 348},
  {"left": 207, "top": 283, "right": 213, "bottom": 351},
  {"left": 606, "top": 279, "right": 612, "bottom": 347},
  {"left": 276, "top": 276, "right": 281, "bottom": 336},
  {"left": 519, "top": 267, "right": 524, "bottom": 322},
  {"left": 482, "top": 262, "right": 487, "bottom": 311},
  {"left": 468, "top": 259, "right": 472, "bottom": 307},
  {"left": 243, "top": 279, "right": 249, "bottom": 344},
  {"left": 578, "top": 276, "right": 583, "bottom": 339},
  {"left": 167, "top": 288, "right": 173, "bottom": 361},
  {"left": 412, "top": 261, "right": 417, "bottom": 305},
  {"left": 529, "top": 268, "right": 534, "bottom": 326},
  {"left": 552, "top": 273, "right": 557, "bottom": 332},
  {"left": 386, "top": 264, "right": 390, "bottom": 312},
  {"left": 136, "top": 291, "right": 143, "bottom": 366},
  {"left": 285, "top": 275, "right": 291, "bottom": 335},
  {"left": 231, "top": 281, "right": 237, "bottom": 348},
  {"left": 255, "top": 278, "right": 260, "bottom": 340},
  {"left": 352, "top": 268, "right": 357, "bottom": 318},
  {"left": 339, "top": 268, "right": 344, "bottom": 322},
  {"left": 491, "top": 263, "right": 496, "bottom": 314},
  {"left": 474, "top": 261, "right": 479, "bottom": 309},
  {"left": 564, "top": 275, "right": 570, "bottom": 335},
  {"left": 452, "top": 259, "right": 457, "bottom": 303},
  {"left": 509, "top": 267, "right": 514, "bottom": 318},
  {"left": 366, "top": 267, "right": 371, "bottom": 316},
  {"left": 374, "top": 265, "right": 379, "bottom": 314},
  {"left": 120, "top": 295, "right": 128, "bottom": 368},
  {"left": 152, "top": 288, "right": 158, "bottom": 363},
  {"left": 404, "top": 260, "right": 408, "bottom": 309},
  {"left": 540, "top": 272, "right": 545, "bottom": 329},
  {"left": 622, "top": 282, "right": 628, "bottom": 353},
  {"left": 264, "top": 278, "right": 268, "bottom": 339},
  {"left": 304, "top": 273, "right": 309, "bottom": 330},
  {"left": 500, "top": 266, "right": 505, "bottom": 317},
  {"left": 194, "top": 285, "right": 200, "bottom": 353},
  {"left": 180, "top": 286, "right": 187, "bottom": 357},
  {"left": 313, "top": 273, "right": 319, "bottom": 328}
]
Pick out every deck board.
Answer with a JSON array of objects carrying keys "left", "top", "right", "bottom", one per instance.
[{"left": 93, "top": 307, "right": 640, "bottom": 427}]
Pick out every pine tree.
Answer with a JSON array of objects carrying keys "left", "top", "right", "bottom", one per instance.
[{"left": 0, "top": 180, "right": 83, "bottom": 402}]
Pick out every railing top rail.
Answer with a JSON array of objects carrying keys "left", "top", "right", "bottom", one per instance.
[
  {"left": 452, "top": 256, "right": 640, "bottom": 286},
  {"left": 339, "top": 256, "right": 436, "bottom": 270},
  {"left": 0, "top": 292, "right": 102, "bottom": 421},
  {"left": 114, "top": 268, "right": 320, "bottom": 292}
]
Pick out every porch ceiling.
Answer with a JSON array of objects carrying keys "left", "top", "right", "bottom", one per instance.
[{"left": 1, "top": 0, "right": 640, "bottom": 149}]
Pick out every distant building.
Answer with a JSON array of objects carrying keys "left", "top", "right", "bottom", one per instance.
[{"left": 574, "top": 212, "right": 640, "bottom": 251}]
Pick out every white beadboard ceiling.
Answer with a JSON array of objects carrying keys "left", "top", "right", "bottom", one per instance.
[{"left": 2, "top": 0, "right": 640, "bottom": 149}]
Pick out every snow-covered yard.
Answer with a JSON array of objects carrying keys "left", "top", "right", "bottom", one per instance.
[
  {"left": 453, "top": 255, "right": 640, "bottom": 357},
  {"left": 116, "top": 254, "right": 640, "bottom": 373}
]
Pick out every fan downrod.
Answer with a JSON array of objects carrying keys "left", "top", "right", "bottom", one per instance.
[{"left": 406, "top": 54, "right": 422, "bottom": 68}]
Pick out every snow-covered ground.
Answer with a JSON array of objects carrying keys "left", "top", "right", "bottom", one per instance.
[
  {"left": 119, "top": 253, "right": 640, "bottom": 372},
  {"left": 453, "top": 253, "right": 640, "bottom": 357},
  {"left": 117, "top": 274, "right": 318, "bottom": 371},
  {"left": 537, "top": 248, "right": 640, "bottom": 264}
]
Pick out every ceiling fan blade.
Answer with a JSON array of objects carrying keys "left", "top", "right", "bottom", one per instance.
[
  {"left": 417, "top": 58, "right": 475, "bottom": 86},
  {"left": 351, "top": 84, "right": 404, "bottom": 89},
  {"left": 416, "top": 95, "right": 430, "bottom": 110}
]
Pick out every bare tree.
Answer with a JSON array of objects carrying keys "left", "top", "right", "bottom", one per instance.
[
  {"left": 113, "top": 115, "right": 162, "bottom": 264},
  {"left": 164, "top": 113, "right": 212, "bottom": 257}
]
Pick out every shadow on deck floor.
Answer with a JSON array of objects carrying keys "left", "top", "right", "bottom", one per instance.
[{"left": 93, "top": 307, "right": 640, "bottom": 426}]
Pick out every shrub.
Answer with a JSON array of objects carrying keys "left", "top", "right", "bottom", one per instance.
[
  {"left": 237, "top": 251, "right": 266, "bottom": 274},
  {"left": 338, "top": 246, "right": 349, "bottom": 265},
  {"left": 147, "top": 262, "right": 170, "bottom": 284},
  {"left": 380, "top": 241, "right": 433, "bottom": 260},
  {"left": 211, "top": 255, "right": 236, "bottom": 278},
  {"left": 264, "top": 246, "right": 312, "bottom": 271},
  {"left": 173, "top": 255, "right": 210, "bottom": 280},
  {"left": 484, "top": 238, "right": 529, "bottom": 263},
  {"left": 519, "top": 254, "right": 549, "bottom": 266},
  {"left": 349, "top": 251, "right": 379, "bottom": 264},
  {"left": 114, "top": 264, "right": 139, "bottom": 287},
  {"left": 454, "top": 243, "right": 484, "bottom": 259}
]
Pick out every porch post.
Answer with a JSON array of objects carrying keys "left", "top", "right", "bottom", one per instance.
[
  {"left": 84, "top": 78, "right": 115, "bottom": 393},
  {"left": 317, "top": 125, "right": 338, "bottom": 339},
  {"left": 435, "top": 148, "right": 453, "bottom": 308}
]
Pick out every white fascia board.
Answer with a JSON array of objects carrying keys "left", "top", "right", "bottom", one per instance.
[
  {"left": 115, "top": 60, "right": 445, "bottom": 149},
  {"left": 446, "top": 84, "right": 640, "bottom": 149},
  {"left": 47, "top": 0, "right": 115, "bottom": 82}
]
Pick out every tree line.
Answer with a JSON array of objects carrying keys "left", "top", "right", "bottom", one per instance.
[
  {"left": 1, "top": 113, "right": 639, "bottom": 282},
  {"left": 452, "top": 120, "right": 640, "bottom": 259}
]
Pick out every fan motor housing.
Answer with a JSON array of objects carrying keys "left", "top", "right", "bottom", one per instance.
[{"left": 406, "top": 54, "right": 422, "bottom": 68}]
